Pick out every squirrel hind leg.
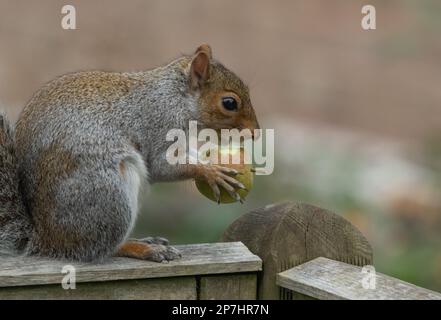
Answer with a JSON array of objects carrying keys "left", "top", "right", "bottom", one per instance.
[{"left": 26, "top": 156, "right": 145, "bottom": 262}]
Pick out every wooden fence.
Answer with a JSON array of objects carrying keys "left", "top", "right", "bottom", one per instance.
[{"left": 0, "top": 202, "right": 440, "bottom": 300}]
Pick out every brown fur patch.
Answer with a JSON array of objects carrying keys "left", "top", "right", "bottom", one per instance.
[
  {"left": 33, "top": 144, "right": 79, "bottom": 224},
  {"left": 16, "top": 72, "right": 137, "bottom": 146},
  {"left": 59, "top": 72, "right": 135, "bottom": 102},
  {"left": 35, "top": 144, "right": 79, "bottom": 186},
  {"left": 117, "top": 241, "right": 152, "bottom": 259},
  {"left": 119, "top": 160, "right": 126, "bottom": 178}
]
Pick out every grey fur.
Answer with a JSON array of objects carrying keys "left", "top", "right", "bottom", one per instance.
[
  {"left": 0, "top": 50, "right": 257, "bottom": 262},
  {"left": 0, "top": 114, "right": 32, "bottom": 254},
  {"left": 1, "top": 58, "right": 200, "bottom": 261}
]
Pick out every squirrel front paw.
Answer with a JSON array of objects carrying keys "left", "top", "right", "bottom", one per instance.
[
  {"left": 117, "top": 240, "right": 182, "bottom": 262},
  {"left": 195, "top": 165, "right": 247, "bottom": 203}
]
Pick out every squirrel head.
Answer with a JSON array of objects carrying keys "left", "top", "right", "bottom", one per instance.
[{"left": 187, "top": 44, "right": 260, "bottom": 140}]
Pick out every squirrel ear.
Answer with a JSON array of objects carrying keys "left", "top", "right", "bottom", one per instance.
[
  {"left": 190, "top": 44, "right": 212, "bottom": 89},
  {"left": 195, "top": 43, "right": 212, "bottom": 59}
]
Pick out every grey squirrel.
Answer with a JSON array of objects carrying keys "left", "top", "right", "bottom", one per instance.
[{"left": 0, "top": 44, "right": 260, "bottom": 262}]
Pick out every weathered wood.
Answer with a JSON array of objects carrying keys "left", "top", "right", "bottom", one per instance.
[
  {"left": 199, "top": 274, "right": 257, "bottom": 300},
  {"left": 277, "top": 257, "right": 441, "bottom": 300},
  {"left": 222, "top": 202, "right": 373, "bottom": 299},
  {"left": 0, "top": 277, "right": 196, "bottom": 300},
  {"left": 0, "top": 242, "right": 261, "bottom": 288}
]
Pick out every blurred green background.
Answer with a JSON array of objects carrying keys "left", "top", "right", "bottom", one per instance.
[{"left": 0, "top": 0, "right": 440, "bottom": 291}]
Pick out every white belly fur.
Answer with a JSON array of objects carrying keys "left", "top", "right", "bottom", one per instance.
[{"left": 121, "top": 152, "right": 148, "bottom": 237}]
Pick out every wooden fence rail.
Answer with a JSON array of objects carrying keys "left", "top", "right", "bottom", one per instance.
[
  {"left": 277, "top": 257, "right": 441, "bottom": 300},
  {"left": 0, "top": 201, "right": 440, "bottom": 300},
  {"left": 0, "top": 242, "right": 261, "bottom": 299}
]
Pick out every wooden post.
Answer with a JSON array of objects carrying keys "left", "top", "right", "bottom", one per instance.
[{"left": 221, "top": 202, "right": 373, "bottom": 299}]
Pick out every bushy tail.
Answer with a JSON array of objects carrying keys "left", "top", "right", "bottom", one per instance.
[{"left": 0, "top": 113, "right": 32, "bottom": 254}]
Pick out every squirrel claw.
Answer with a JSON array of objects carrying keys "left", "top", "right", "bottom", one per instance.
[
  {"left": 215, "top": 165, "right": 239, "bottom": 176},
  {"left": 148, "top": 244, "right": 181, "bottom": 262},
  {"left": 199, "top": 165, "right": 246, "bottom": 204}
]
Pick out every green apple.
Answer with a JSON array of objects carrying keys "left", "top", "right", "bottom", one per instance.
[{"left": 195, "top": 147, "right": 254, "bottom": 203}]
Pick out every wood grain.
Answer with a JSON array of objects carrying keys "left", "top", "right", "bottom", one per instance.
[
  {"left": 0, "top": 277, "right": 196, "bottom": 300},
  {"left": 277, "top": 257, "right": 441, "bottom": 300},
  {"left": 222, "top": 202, "right": 373, "bottom": 299},
  {"left": 0, "top": 242, "right": 261, "bottom": 288},
  {"left": 199, "top": 274, "right": 257, "bottom": 300}
]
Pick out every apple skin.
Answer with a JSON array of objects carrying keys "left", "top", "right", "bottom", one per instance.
[{"left": 195, "top": 149, "right": 254, "bottom": 203}]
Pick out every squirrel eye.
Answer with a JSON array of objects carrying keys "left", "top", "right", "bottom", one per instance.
[{"left": 222, "top": 97, "right": 238, "bottom": 111}]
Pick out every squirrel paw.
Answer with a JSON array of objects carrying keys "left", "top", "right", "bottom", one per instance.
[
  {"left": 129, "top": 236, "right": 170, "bottom": 245},
  {"left": 117, "top": 241, "right": 182, "bottom": 262},
  {"left": 196, "top": 165, "right": 246, "bottom": 203},
  {"left": 146, "top": 244, "right": 182, "bottom": 263}
]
